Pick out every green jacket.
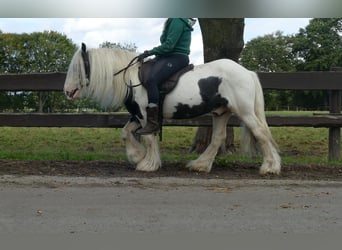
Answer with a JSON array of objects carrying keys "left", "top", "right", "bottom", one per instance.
[{"left": 148, "top": 18, "right": 194, "bottom": 57}]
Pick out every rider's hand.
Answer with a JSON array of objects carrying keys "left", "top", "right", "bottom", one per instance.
[{"left": 138, "top": 50, "right": 150, "bottom": 62}]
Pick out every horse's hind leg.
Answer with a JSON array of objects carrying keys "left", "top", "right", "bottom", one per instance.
[
  {"left": 240, "top": 114, "right": 281, "bottom": 175},
  {"left": 187, "top": 112, "right": 230, "bottom": 173}
]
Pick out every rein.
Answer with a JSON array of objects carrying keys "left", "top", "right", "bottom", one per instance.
[
  {"left": 113, "top": 55, "right": 139, "bottom": 76},
  {"left": 113, "top": 56, "right": 142, "bottom": 88}
]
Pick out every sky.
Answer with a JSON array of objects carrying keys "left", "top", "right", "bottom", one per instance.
[{"left": 0, "top": 18, "right": 311, "bottom": 65}]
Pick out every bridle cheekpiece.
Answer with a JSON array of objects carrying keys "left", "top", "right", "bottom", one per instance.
[{"left": 81, "top": 43, "right": 91, "bottom": 87}]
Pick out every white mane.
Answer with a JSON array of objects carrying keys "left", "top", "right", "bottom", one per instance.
[{"left": 70, "top": 48, "right": 139, "bottom": 109}]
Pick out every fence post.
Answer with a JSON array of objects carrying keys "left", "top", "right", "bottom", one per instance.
[{"left": 328, "top": 67, "right": 342, "bottom": 161}]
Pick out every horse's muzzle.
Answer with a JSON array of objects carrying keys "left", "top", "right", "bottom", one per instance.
[{"left": 65, "top": 88, "right": 80, "bottom": 100}]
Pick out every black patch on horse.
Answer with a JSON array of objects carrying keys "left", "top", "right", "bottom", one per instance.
[
  {"left": 172, "top": 76, "right": 228, "bottom": 119},
  {"left": 124, "top": 88, "right": 143, "bottom": 122}
]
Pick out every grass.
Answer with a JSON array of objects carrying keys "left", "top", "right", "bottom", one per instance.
[
  {"left": 0, "top": 122, "right": 340, "bottom": 167},
  {"left": 265, "top": 110, "right": 328, "bottom": 116},
  {"left": 0, "top": 127, "right": 126, "bottom": 161},
  {"left": 0, "top": 111, "right": 341, "bottom": 166}
]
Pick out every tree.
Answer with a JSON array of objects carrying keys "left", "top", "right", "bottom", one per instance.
[
  {"left": 291, "top": 18, "right": 342, "bottom": 110},
  {"left": 240, "top": 31, "right": 297, "bottom": 72},
  {"left": 0, "top": 31, "right": 78, "bottom": 112},
  {"left": 240, "top": 19, "right": 342, "bottom": 111},
  {"left": 99, "top": 41, "right": 137, "bottom": 52},
  {"left": 190, "top": 18, "right": 245, "bottom": 154},
  {"left": 240, "top": 32, "right": 298, "bottom": 110},
  {"left": 293, "top": 18, "right": 342, "bottom": 71},
  {"left": 199, "top": 18, "right": 244, "bottom": 62},
  {"left": 0, "top": 31, "right": 77, "bottom": 74}
]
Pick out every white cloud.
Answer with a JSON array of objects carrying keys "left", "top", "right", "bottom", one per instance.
[
  {"left": 244, "top": 18, "right": 310, "bottom": 41},
  {"left": 60, "top": 18, "right": 164, "bottom": 50},
  {"left": 190, "top": 24, "right": 204, "bottom": 65},
  {"left": 57, "top": 18, "right": 204, "bottom": 64}
]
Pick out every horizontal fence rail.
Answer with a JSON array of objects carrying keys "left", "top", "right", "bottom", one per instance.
[
  {"left": 0, "top": 73, "right": 66, "bottom": 91},
  {"left": 1, "top": 71, "right": 342, "bottom": 91},
  {"left": 1, "top": 71, "right": 342, "bottom": 160},
  {"left": 1, "top": 113, "right": 342, "bottom": 128}
]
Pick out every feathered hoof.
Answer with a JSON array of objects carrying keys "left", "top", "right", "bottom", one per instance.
[
  {"left": 186, "top": 160, "right": 212, "bottom": 173},
  {"left": 126, "top": 149, "right": 146, "bottom": 166},
  {"left": 136, "top": 159, "right": 161, "bottom": 172},
  {"left": 259, "top": 162, "right": 281, "bottom": 175}
]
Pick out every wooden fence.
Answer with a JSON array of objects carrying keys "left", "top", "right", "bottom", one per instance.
[{"left": 1, "top": 70, "right": 342, "bottom": 160}]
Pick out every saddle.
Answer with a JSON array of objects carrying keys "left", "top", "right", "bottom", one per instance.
[{"left": 138, "top": 60, "right": 194, "bottom": 95}]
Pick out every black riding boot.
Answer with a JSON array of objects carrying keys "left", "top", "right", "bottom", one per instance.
[{"left": 136, "top": 106, "right": 160, "bottom": 135}]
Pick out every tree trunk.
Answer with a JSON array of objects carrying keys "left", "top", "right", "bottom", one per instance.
[
  {"left": 190, "top": 18, "right": 244, "bottom": 154},
  {"left": 39, "top": 92, "right": 45, "bottom": 113},
  {"left": 199, "top": 18, "right": 245, "bottom": 62}
]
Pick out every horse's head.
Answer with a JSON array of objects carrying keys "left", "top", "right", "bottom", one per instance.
[
  {"left": 64, "top": 43, "right": 137, "bottom": 110},
  {"left": 64, "top": 43, "right": 90, "bottom": 100}
]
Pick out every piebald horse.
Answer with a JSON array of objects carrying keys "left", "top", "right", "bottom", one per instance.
[{"left": 64, "top": 44, "right": 281, "bottom": 174}]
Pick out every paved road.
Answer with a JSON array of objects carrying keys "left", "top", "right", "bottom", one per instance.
[{"left": 0, "top": 175, "right": 342, "bottom": 233}]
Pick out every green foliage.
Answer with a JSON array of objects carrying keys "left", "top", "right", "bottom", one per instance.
[
  {"left": 240, "top": 31, "right": 297, "bottom": 72},
  {"left": 0, "top": 31, "right": 79, "bottom": 112},
  {"left": 99, "top": 41, "right": 137, "bottom": 52},
  {"left": 293, "top": 18, "right": 342, "bottom": 71},
  {"left": 0, "top": 123, "right": 340, "bottom": 166},
  {"left": 0, "top": 31, "right": 77, "bottom": 73},
  {"left": 0, "top": 127, "right": 126, "bottom": 161},
  {"left": 240, "top": 31, "right": 298, "bottom": 110}
]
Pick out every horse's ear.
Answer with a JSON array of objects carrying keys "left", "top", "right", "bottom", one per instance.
[{"left": 82, "top": 43, "right": 87, "bottom": 52}]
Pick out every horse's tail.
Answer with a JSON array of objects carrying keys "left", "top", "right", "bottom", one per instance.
[
  {"left": 240, "top": 72, "right": 279, "bottom": 156},
  {"left": 253, "top": 72, "right": 268, "bottom": 128}
]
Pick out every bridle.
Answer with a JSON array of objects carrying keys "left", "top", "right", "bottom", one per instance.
[
  {"left": 80, "top": 43, "right": 141, "bottom": 89},
  {"left": 81, "top": 43, "right": 91, "bottom": 87},
  {"left": 65, "top": 43, "right": 90, "bottom": 99}
]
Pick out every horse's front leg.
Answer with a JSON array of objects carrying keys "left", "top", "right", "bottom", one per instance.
[
  {"left": 187, "top": 112, "right": 231, "bottom": 173},
  {"left": 135, "top": 134, "right": 161, "bottom": 172},
  {"left": 121, "top": 120, "right": 146, "bottom": 166},
  {"left": 121, "top": 121, "right": 161, "bottom": 171}
]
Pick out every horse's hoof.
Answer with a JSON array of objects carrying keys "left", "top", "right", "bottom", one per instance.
[
  {"left": 186, "top": 161, "right": 211, "bottom": 173},
  {"left": 259, "top": 167, "right": 281, "bottom": 176}
]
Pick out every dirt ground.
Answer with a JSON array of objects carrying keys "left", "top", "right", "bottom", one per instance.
[{"left": 1, "top": 159, "right": 342, "bottom": 181}]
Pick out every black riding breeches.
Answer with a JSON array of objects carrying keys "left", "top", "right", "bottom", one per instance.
[{"left": 146, "top": 54, "right": 189, "bottom": 105}]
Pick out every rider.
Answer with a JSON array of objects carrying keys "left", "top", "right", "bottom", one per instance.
[{"left": 136, "top": 18, "right": 196, "bottom": 135}]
